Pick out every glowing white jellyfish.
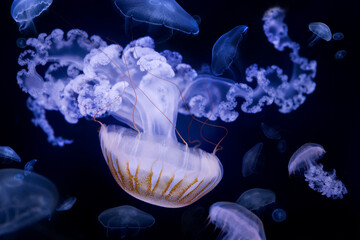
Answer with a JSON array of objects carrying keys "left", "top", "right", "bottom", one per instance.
[
  {"left": 209, "top": 201, "right": 266, "bottom": 240},
  {"left": 288, "top": 143, "right": 348, "bottom": 199},
  {"left": 236, "top": 188, "right": 276, "bottom": 211}
]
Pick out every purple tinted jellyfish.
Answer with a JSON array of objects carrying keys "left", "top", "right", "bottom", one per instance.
[
  {"left": 211, "top": 25, "right": 248, "bottom": 76},
  {"left": 112, "top": 0, "right": 199, "bottom": 35},
  {"left": 209, "top": 201, "right": 266, "bottom": 240},
  {"left": 0, "top": 146, "right": 21, "bottom": 164},
  {"left": 0, "top": 168, "right": 58, "bottom": 236},
  {"left": 288, "top": 143, "right": 325, "bottom": 175},
  {"left": 242, "top": 142, "right": 264, "bottom": 177},
  {"left": 17, "top": 29, "right": 223, "bottom": 208},
  {"left": 98, "top": 205, "right": 155, "bottom": 238},
  {"left": 236, "top": 188, "right": 276, "bottom": 211},
  {"left": 288, "top": 143, "right": 347, "bottom": 199},
  {"left": 11, "top": 0, "right": 53, "bottom": 32},
  {"left": 260, "top": 122, "right": 281, "bottom": 140},
  {"left": 308, "top": 22, "right": 332, "bottom": 47}
]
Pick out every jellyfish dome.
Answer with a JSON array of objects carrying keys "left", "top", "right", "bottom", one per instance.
[
  {"left": 0, "top": 168, "right": 58, "bottom": 236},
  {"left": 98, "top": 205, "right": 155, "bottom": 238},
  {"left": 209, "top": 201, "right": 266, "bottom": 240},
  {"left": 11, "top": 0, "right": 53, "bottom": 31},
  {"left": 112, "top": 0, "right": 199, "bottom": 34}
]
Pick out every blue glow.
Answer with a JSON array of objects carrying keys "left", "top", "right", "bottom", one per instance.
[
  {"left": 335, "top": 49, "right": 347, "bottom": 60},
  {"left": 333, "top": 32, "right": 344, "bottom": 40},
  {"left": 112, "top": 0, "right": 199, "bottom": 34},
  {"left": 0, "top": 146, "right": 21, "bottom": 163},
  {"left": 211, "top": 25, "right": 248, "bottom": 76},
  {"left": 0, "top": 168, "right": 58, "bottom": 236},
  {"left": 236, "top": 188, "right": 276, "bottom": 211},
  {"left": 98, "top": 205, "right": 155, "bottom": 238},
  {"left": 10, "top": 0, "right": 52, "bottom": 32},
  {"left": 272, "top": 208, "right": 287, "bottom": 222}
]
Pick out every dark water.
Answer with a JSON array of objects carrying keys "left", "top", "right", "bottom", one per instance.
[{"left": 1, "top": 0, "right": 358, "bottom": 239}]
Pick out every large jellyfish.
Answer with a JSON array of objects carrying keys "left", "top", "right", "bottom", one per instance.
[
  {"left": 209, "top": 201, "right": 266, "bottom": 240},
  {"left": 0, "top": 168, "right": 58, "bottom": 236},
  {"left": 288, "top": 143, "right": 348, "bottom": 199},
  {"left": 16, "top": 7, "right": 317, "bottom": 207},
  {"left": 11, "top": 0, "right": 53, "bottom": 32},
  {"left": 112, "top": 0, "right": 199, "bottom": 35}
]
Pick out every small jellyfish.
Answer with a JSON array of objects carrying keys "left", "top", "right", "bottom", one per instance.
[
  {"left": 209, "top": 201, "right": 266, "bottom": 240},
  {"left": 334, "top": 50, "right": 347, "bottom": 60},
  {"left": 288, "top": 143, "right": 325, "bottom": 175},
  {"left": 16, "top": 37, "right": 27, "bottom": 48},
  {"left": 56, "top": 196, "right": 77, "bottom": 211},
  {"left": 98, "top": 205, "right": 155, "bottom": 238},
  {"left": 0, "top": 168, "right": 58, "bottom": 236},
  {"left": 308, "top": 22, "right": 332, "bottom": 47},
  {"left": 271, "top": 208, "right": 286, "bottom": 222},
  {"left": 288, "top": 143, "right": 347, "bottom": 199},
  {"left": 260, "top": 122, "right": 281, "bottom": 140},
  {"left": 112, "top": 0, "right": 199, "bottom": 34},
  {"left": 24, "top": 159, "right": 37, "bottom": 176},
  {"left": 277, "top": 139, "right": 287, "bottom": 153},
  {"left": 211, "top": 25, "right": 248, "bottom": 76},
  {"left": 332, "top": 32, "right": 344, "bottom": 40},
  {"left": 236, "top": 188, "right": 276, "bottom": 211},
  {"left": 0, "top": 146, "right": 21, "bottom": 164},
  {"left": 11, "top": 0, "right": 53, "bottom": 32},
  {"left": 242, "top": 142, "right": 264, "bottom": 177}
]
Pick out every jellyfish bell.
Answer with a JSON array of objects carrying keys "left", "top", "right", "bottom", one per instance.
[
  {"left": 288, "top": 143, "right": 326, "bottom": 175},
  {"left": 236, "top": 188, "right": 276, "bottom": 211},
  {"left": 209, "top": 201, "right": 266, "bottom": 240},
  {"left": 0, "top": 168, "right": 58, "bottom": 236},
  {"left": 99, "top": 124, "right": 223, "bottom": 208},
  {"left": 11, "top": 0, "right": 53, "bottom": 33},
  {"left": 211, "top": 25, "right": 248, "bottom": 77},
  {"left": 98, "top": 205, "right": 155, "bottom": 238},
  {"left": 112, "top": 0, "right": 199, "bottom": 41},
  {"left": 308, "top": 22, "right": 332, "bottom": 47}
]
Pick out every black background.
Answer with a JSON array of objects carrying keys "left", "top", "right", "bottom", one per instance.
[{"left": 1, "top": 0, "right": 359, "bottom": 239}]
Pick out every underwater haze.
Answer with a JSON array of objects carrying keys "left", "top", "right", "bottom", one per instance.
[{"left": 0, "top": 0, "right": 359, "bottom": 239}]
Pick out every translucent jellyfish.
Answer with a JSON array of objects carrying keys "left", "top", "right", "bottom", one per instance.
[
  {"left": 334, "top": 50, "right": 347, "bottom": 60},
  {"left": 260, "top": 122, "right": 281, "bottom": 140},
  {"left": 271, "top": 208, "right": 286, "bottom": 222},
  {"left": 288, "top": 143, "right": 347, "bottom": 199},
  {"left": 0, "top": 146, "right": 21, "bottom": 164},
  {"left": 0, "top": 168, "right": 58, "bottom": 236},
  {"left": 16, "top": 37, "right": 27, "bottom": 48},
  {"left": 332, "top": 32, "right": 344, "bottom": 40},
  {"left": 277, "top": 139, "right": 287, "bottom": 153},
  {"left": 236, "top": 188, "right": 276, "bottom": 211},
  {"left": 112, "top": 0, "right": 199, "bottom": 35},
  {"left": 98, "top": 205, "right": 155, "bottom": 238},
  {"left": 242, "top": 142, "right": 264, "bottom": 177},
  {"left": 56, "top": 196, "right": 77, "bottom": 211},
  {"left": 211, "top": 25, "right": 248, "bottom": 76},
  {"left": 16, "top": 7, "right": 317, "bottom": 207},
  {"left": 308, "top": 22, "right": 332, "bottom": 47},
  {"left": 288, "top": 143, "right": 325, "bottom": 175},
  {"left": 17, "top": 29, "right": 223, "bottom": 207},
  {"left": 24, "top": 158, "right": 37, "bottom": 176},
  {"left": 10, "top": 0, "right": 53, "bottom": 32},
  {"left": 209, "top": 201, "right": 266, "bottom": 240}
]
